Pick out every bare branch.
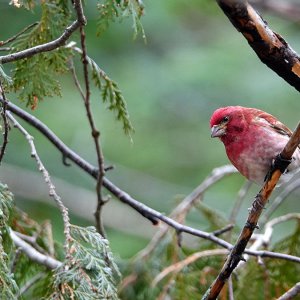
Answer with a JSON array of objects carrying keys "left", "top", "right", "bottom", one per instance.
[
  {"left": 10, "top": 230, "right": 62, "bottom": 270},
  {"left": 237, "top": 213, "right": 300, "bottom": 270},
  {"left": 0, "top": 22, "right": 38, "bottom": 46},
  {"left": 3, "top": 99, "right": 300, "bottom": 266},
  {"left": 0, "top": 20, "right": 80, "bottom": 64},
  {"left": 203, "top": 121, "right": 300, "bottom": 300},
  {"left": 229, "top": 180, "right": 252, "bottom": 224},
  {"left": 18, "top": 273, "right": 45, "bottom": 297},
  {"left": 136, "top": 165, "right": 238, "bottom": 260},
  {"left": 7, "top": 112, "right": 72, "bottom": 253},
  {"left": 216, "top": 0, "right": 300, "bottom": 92},
  {"left": 76, "top": 9, "right": 107, "bottom": 235},
  {"left": 152, "top": 249, "right": 228, "bottom": 286},
  {"left": 277, "top": 282, "right": 300, "bottom": 300},
  {"left": 0, "top": 83, "right": 9, "bottom": 164},
  {"left": 261, "top": 178, "right": 300, "bottom": 226}
]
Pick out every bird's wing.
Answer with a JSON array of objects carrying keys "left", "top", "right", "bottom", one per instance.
[{"left": 254, "top": 111, "right": 293, "bottom": 137}]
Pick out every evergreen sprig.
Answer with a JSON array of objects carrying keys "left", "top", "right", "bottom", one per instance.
[
  {"left": 0, "top": 183, "right": 19, "bottom": 299},
  {"left": 50, "top": 225, "right": 120, "bottom": 300},
  {"left": 97, "top": 0, "right": 145, "bottom": 39},
  {"left": 81, "top": 53, "right": 134, "bottom": 136},
  {"left": 10, "top": 0, "right": 71, "bottom": 107}
]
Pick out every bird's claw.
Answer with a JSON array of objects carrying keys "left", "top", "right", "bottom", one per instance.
[{"left": 265, "top": 154, "right": 292, "bottom": 181}]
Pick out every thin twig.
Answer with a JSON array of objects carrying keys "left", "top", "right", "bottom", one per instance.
[
  {"left": 0, "top": 83, "right": 9, "bottom": 164},
  {"left": 136, "top": 165, "right": 238, "bottom": 260},
  {"left": 3, "top": 99, "right": 300, "bottom": 266},
  {"left": 0, "top": 19, "right": 82, "bottom": 64},
  {"left": 18, "top": 273, "right": 45, "bottom": 297},
  {"left": 7, "top": 112, "right": 72, "bottom": 254},
  {"left": 74, "top": 1, "right": 107, "bottom": 236},
  {"left": 237, "top": 213, "right": 300, "bottom": 270},
  {"left": 0, "top": 22, "right": 38, "bottom": 46},
  {"left": 152, "top": 249, "right": 228, "bottom": 286},
  {"left": 69, "top": 58, "right": 85, "bottom": 100},
  {"left": 261, "top": 178, "right": 300, "bottom": 227},
  {"left": 10, "top": 230, "right": 62, "bottom": 270},
  {"left": 228, "top": 276, "right": 234, "bottom": 300},
  {"left": 277, "top": 282, "right": 300, "bottom": 300},
  {"left": 203, "top": 122, "right": 300, "bottom": 300},
  {"left": 229, "top": 180, "right": 252, "bottom": 224}
]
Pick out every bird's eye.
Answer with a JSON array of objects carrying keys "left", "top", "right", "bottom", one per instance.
[{"left": 222, "top": 116, "right": 229, "bottom": 122}]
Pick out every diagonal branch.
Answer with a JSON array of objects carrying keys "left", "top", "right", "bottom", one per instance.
[
  {"left": 203, "top": 121, "right": 300, "bottom": 300},
  {"left": 277, "top": 283, "right": 300, "bottom": 300},
  {"left": 3, "top": 98, "right": 300, "bottom": 266},
  {"left": 216, "top": 0, "right": 300, "bottom": 92}
]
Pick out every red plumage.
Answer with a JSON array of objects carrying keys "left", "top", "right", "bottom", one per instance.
[{"left": 210, "top": 106, "right": 300, "bottom": 185}]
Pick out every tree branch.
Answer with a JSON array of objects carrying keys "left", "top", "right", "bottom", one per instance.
[
  {"left": 7, "top": 112, "right": 72, "bottom": 254},
  {"left": 0, "top": 0, "right": 86, "bottom": 64},
  {"left": 0, "top": 83, "right": 9, "bottom": 164},
  {"left": 75, "top": 1, "right": 107, "bottom": 236},
  {"left": 3, "top": 98, "right": 300, "bottom": 267},
  {"left": 277, "top": 282, "right": 300, "bottom": 300},
  {"left": 203, "top": 121, "right": 300, "bottom": 300},
  {"left": 10, "top": 230, "right": 62, "bottom": 270},
  {"left": 216, "top": 0, "right": 300, "bottom": 92},
  {"left": 0, "top": 20, "right": 81, "bottom": 64}
]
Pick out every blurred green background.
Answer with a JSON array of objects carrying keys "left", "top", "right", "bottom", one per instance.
[{"left": 0, "top": 1, "right": 300, "bottom": 258}]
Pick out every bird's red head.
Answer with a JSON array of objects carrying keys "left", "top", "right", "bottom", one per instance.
[{"left": 210, "top": 106, "right": 249, "bottom": 143}]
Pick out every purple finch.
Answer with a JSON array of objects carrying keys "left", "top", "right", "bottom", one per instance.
[{"left": 210, "top": 106, "right": 300, "bottom": 185}]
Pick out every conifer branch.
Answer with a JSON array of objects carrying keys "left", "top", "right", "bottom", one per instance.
[{"left": 0, "top": 20, "right": 81, "bottom": 64}]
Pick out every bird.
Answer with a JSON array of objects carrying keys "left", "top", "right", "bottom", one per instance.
[{"left": 210, "top": 106, "right": 300, "bottom": 185}]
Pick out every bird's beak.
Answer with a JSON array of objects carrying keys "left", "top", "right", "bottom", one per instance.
[{"left": 211, "top": 124, "right": 226, "bottom": 138}]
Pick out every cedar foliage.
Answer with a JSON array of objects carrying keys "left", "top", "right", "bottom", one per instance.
[{"left": 0, "top": 1, "right": 300, "bottom": 299}]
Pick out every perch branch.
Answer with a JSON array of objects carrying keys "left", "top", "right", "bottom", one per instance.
[
  {"left": 216, "top": 0, "right": 300, "bottom": 92},
  {"left": 3, "top": 98, "right": 300, "bottom": 266},
  {"left": 203, "top": 121, "right": 300, "bottom": 300}
]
